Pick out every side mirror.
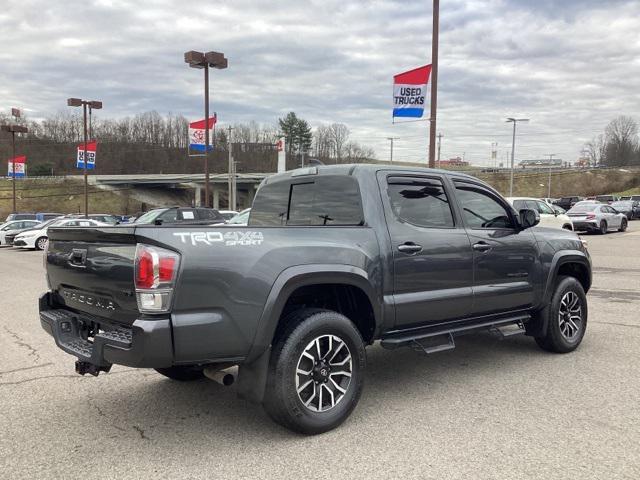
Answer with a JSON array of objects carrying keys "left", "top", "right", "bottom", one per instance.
[{"left": 519, "top": 208, "right": 540, "bottom": 229}]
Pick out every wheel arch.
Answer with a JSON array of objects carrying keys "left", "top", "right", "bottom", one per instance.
[{"left": 237, "top": 265, "right": 381, "bottom": 404}]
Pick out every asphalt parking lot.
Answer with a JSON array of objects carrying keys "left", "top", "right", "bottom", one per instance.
[{"left": 1, "top": 227, "right": 639, "bottom": 480}]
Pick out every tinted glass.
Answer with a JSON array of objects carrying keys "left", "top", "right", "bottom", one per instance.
[
  {"left": 158, "top": 209, "right": 178, "bottom": 222},
  {"left": 569, "top": 205, "right": 598, "bottom": 213},
  {"left": 536, "top": 201, "right": 555, "bottom": 214},
  {"left": 455, "top": 185, "right": 513, "bottom": 229},
  {"left": 197, "top": 209, "right": 224, "bottom": 221},
  {"left": 250, "top": 176, "right": 363, "bottom": 226},
  {"left": 512, "top": 200, "right": 527, "bottom": 211},
  {"left": 387, "top": 177, "right": 454, "bottom": 228},
  {"left": 135, "top": 209, "right": 165, "bottom": 224}
]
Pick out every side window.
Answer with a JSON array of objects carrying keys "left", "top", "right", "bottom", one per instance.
[
  {"left": 512, "top": 200, "right": 527, "bottom": 212},
  {"left": 158, "top": 209, "right": 178, "bottom": 223},
  {"left": 386, "top": 177, "right": 454, "bottom": 228},
  {"left": 455, "top": 184, "right": 514, "bottom": 229},
  {"left": 178, "top": 209, "right": 196, "bottom": 220},
  {"left": 197, "top": 209, "right": 224, "bottom": 222},
  {"left": 536, "top": 201, "right": 554, "bottom": 215}
]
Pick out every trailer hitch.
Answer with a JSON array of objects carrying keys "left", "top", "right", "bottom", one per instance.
[{"left": 75, "top": 361, "right": 112, "bottom": 376}]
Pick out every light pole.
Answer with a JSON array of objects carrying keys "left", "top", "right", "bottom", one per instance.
[
  {"left": 546, "top": 153, "right": 556, "bottom": 198},
  {"left": 428, "top": 0, "right": 440, "bottom": 168},
  {"left": 386, "top": 137, "right": 398, "bottom": 163},
  {"left": 67, "top": 98, "right": 102, "bottom": 217},
  {"left": 506, "top": 117, "right": 529, "bottom": 196},
  {"left": 1, "top": 124, "right": 29, "bottom": 213},
  {"left": 184, "top": 50, "right": 228, "bottom": 208}
]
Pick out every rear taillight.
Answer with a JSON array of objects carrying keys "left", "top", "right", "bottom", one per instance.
[
  {"left": 586, "top": 214, "right": 596, "bottom": 219},
  {"left": 134, "top": 244, "right": 180, "bottom": 313}
]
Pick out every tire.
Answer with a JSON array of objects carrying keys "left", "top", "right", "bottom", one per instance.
[
  {"left": 154, "top": 365, "right": 205, "bottom": 381},
  {"left": 535, "top": 276, "right": 587, "bottom": 353},
  {"left": 598, "top": 220, "right": 607, "bottom": 235},
  {"left": 618, "top": 218, "right": 628, "bottom": 232},
  {"left": 35, "top": 236, "right": 48, "bottom": 251},
  {"left": 263, "top": 308, "right": 366, "bottom": 435}
]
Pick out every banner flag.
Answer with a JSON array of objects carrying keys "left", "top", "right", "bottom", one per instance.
[
  {"left": 276, "top": 137, "right": 286, "bottom": 173},
  {"left": 393, "top": 65, "right": 431, "bottom": 118},
  {"left": 77, "top": 141, "right": 97, "bottom": 169},
  {"left": 189, "top": 115, "right": 217, "bottom": 152},
  {"left": 8, "top": 156, "right": 26, "bottom": 178}
]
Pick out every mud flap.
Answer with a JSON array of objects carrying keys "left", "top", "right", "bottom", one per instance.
[{"left": 236, "top": 346, "right": 271, "bottom": 404}]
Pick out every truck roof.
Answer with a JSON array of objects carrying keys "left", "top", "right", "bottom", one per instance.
[{"left": 262, "top": 163, "right": 478, "bottom": 185}]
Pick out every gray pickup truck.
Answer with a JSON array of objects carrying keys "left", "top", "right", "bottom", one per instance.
[{"left": 40, "top": 164, "right": 591, "bottom": 434}]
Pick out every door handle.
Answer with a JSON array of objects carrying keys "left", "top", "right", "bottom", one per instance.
[
  {"left": 473, "top": 242, "right": 492, "bottom": 252},
  {"left": 398, "top": 242, "right": 423, "bottom": 254}
]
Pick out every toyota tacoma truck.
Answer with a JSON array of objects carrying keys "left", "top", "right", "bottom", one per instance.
[{"left": 40, "top": 164, "right": 591, "bottom": 434}]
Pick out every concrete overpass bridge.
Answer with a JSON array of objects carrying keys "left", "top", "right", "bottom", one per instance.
[{"left": 73, "top": 173, "right": 271, "bottom": 210}]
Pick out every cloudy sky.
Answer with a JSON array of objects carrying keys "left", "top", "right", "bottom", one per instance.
[{"left": 1, "top": 0, "right": 639, "bottom": 165}]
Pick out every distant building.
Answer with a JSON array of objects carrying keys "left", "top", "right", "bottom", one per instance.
[
  {"left": 518, "top": 158, "right": 563, "bottom": 169},
  {"left": 439, "top": 157, "right": 469, "bottom": 167}
]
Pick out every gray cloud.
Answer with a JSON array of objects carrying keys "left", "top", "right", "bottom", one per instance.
[{"left": 1, "top": 0, "right": 639, "bottom": 165}]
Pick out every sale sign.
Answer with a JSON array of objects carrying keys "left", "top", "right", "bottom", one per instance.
[
  {"left": 77, "top": 141, "right": 97, "bottom": 169},
  {"left": 393, "top": 65, "right": 431, "bottom": 119},
  {"left": 8, "top": 156, "right": 26, "bottom": 178},
  {"left": 189, "top": 116, "right": 217, "bottom": 152}
]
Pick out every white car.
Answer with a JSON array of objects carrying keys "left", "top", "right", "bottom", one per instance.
[
  {"left": 0, "top": 220, "right": 42, "bottom": 245},
  {"left": 506, "top": 197, "right": 574, "bottom": 231},
  {"left": 13, "top": 218, "right": 108, "bottom": 250},
  {"left": 218, "top": 210, "right": 239, "bottom": 221}
]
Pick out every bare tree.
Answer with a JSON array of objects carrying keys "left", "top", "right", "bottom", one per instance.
[
  {"left": 328, "top": 123, "right": 349, "bottom": 160},
  {"left": 603, "top": 116, "right": 639, "bottom": 166},
  {"left": 584, "top": 134, "right": 605, "bottom": 166}
]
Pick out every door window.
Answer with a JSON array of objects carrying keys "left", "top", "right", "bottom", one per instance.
[
  {"left": 536, "top": 201, "right": 555, "bottom": 215},
  {"left": 455, "top": 184, "right": 514, "bottom": 229},
  {"left": 386, "top": 177, "right": 454, "bottom": 228}
]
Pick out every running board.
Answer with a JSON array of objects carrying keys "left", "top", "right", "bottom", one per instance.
[{"left": 380, "top": 313, "right": 531, "bottom": 352}]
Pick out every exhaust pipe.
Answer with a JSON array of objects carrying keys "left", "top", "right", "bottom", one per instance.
[{"left": 203, "top": 365, "right": 237, "bottom": 386}]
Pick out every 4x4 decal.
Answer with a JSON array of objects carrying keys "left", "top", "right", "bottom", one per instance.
[{"left": 173, "top": 231, "right": 264, "bottom": 246}]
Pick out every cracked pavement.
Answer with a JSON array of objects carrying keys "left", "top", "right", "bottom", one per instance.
[{"left": 0, "top": 227, "right": 639, "bottom": 479}]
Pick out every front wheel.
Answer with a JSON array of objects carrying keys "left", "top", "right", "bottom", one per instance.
[
  {"left": 35, "top": 236, "right": 48, "bottom": 251},
  {"left": 619, "top": 218, "right": 628, "bottom": 232},
  {"left": 263, "top": 309, "right": 366, "bottom": 435},
  {"left": 535, "top": 276, "right": 588, "bottom": 353}
]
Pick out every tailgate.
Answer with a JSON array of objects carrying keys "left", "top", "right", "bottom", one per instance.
[{"left": 46, "top": 226, "right": 139, "bottom": 325}]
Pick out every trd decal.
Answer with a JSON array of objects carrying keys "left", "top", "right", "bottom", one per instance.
[{"left": 173, "top": 231, "right": 264, "bottom": 246}]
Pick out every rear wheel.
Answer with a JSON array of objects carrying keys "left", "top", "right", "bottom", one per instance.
[
  {"left": 598, "top": 221, "right": 607, "bottom": 235},
  {"left": 619, "top": 218, "right": 628, "bottom": 232},
  {"left": 35, "top": 236, "right": 48, "bottom": 250},
  {"left": 263, "top": 309, "right": 366, "bottom": 435},
  {"left": 535, "top": 276, "right": 587, "bottom": 353},
  {"left": 155, "top": 365, "right": 204, "bottom": 381}
]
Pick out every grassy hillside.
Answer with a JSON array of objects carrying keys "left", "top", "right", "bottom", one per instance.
[{"left": 0, "top": 178, "right": 143, "bottom": 219}]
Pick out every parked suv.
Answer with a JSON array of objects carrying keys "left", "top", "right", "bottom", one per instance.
[
  {"left": 554, "top": 196, "right": 583, "bottom": 210},
  {"left": 134, "top": 207, "right": 224, "bottom": 225},
  {"left": 40, "top": 165, "right": 591, "bottom": 434}
]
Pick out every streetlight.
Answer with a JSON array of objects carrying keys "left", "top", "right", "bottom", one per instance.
[
  {"left": 506, "top": 117, "right": 529, "bottom": 196},
  {"left": 184, "top": 50, "right": 228, "bottom": 208},
  {"left": 1, "top": 123, "right": 29, "bottom": 213},
  {"left": 67, "top": 98, "right": 103, "bottom": 217},
  {"left": 545, "top": 153, "right": 557, "bottom": 199},
  {"left": 386, "top": 137, "right": 398, "bottom": 163}
]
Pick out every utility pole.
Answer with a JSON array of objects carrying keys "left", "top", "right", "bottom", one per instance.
[
  {"left": 546, "top": 153, "right": 556, "bottom": 198},
  {"left": 506, "top": 117, "right": 529, "bottom": 196},
  {"left": 428, "top": 0, "right": 440, "bottom": 168},
  {"left": 386, "top": 137, "right": 398, "bottom": 163},
  {"left": 227, "top": 125, "right": 234, "bottom": 210},
  {"left": 437, "top": 133, "right": 442, "bottom": 168}
]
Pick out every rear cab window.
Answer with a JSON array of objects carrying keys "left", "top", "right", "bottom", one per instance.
[{"left": 250, "top": 175, "right": 364, "bottom": 226}]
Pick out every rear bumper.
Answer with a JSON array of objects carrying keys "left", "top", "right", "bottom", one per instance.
[
  {"left": 39, "top": 292, "right": 173, "bottom": 368},
  {"left": 572, "top": 221, "right": 598, "bottom": 231}
]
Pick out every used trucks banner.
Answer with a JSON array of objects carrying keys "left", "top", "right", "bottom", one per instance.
[
  {"left": 8, "top": 155, "right": 26, "bottom": 177},
  {"left": 76, "top": 141, "right": 97, "bottom": 169},
  {"left": 189, "top": 116, "right": 217, "bottom": 152},
  {"left": 393, "top": 65, "right": 431, "bottom": 119}
]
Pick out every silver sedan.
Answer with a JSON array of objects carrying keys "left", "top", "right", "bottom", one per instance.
[{"left": 567, "top": 204, "right": 628, "bottom": 234}]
